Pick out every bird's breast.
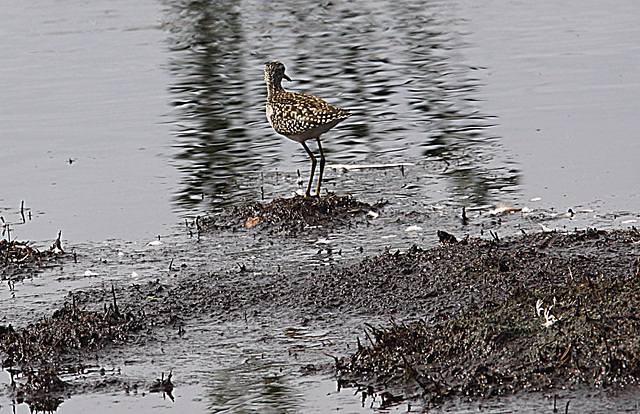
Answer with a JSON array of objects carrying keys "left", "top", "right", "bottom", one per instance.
[{"left": 266, "top": 105, "right": 274, "bottom": 124}]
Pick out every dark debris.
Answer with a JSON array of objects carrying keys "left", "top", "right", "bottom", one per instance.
[
  {"left": 150, "top": 372, "right": 174, "bottom": 401},
  {"left": 0, "top": 236, "right": 66, "bottom": 280}
]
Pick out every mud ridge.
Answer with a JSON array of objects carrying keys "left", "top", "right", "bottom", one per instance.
[
  {"left": 337, "top": 228, "right": 640, "bottom": 406},
  {"left": 200, "top": 192, "right": 385, "bottom": 234},
  {"left": 0, "top": 287, "right": 144, "bottom": 411}
]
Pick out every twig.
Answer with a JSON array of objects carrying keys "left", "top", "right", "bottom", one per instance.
[
  {"left": 364, "top": 328, "right": 376, "bottom": 348},
  {"left": 111, "top": 285, "right": 119, "bottom": 314},
  {"left": 53, "top": 230, "right": 64, "bottom": 253},
  {"left": 400, "top": 354, "right": 440, "bottom": 394},
  {"left": 441, "top": 158, "right": 450, "bottom": 173}
]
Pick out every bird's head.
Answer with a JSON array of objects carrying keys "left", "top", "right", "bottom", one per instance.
[{"left": 264, "top": 61, "right": 291, "bottom": 87}]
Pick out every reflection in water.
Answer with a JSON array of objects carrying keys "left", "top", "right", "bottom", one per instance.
[
  {"left": 162, "top": 0, "right": 519, "bottom": 212},
  {"left": 163, "top": 0, "right": 255, "bottom": 208},
  {"left": 205, "top": 358, "right": 300, "bottom": 413}
]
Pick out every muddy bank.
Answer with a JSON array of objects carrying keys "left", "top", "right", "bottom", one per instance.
[
  {"left": 1, "top": 195, "right": 639, "bottom": 411},
  {"left": 67, "top": 225, "right": 640, "bottom": 409},
  {"left": 0, "top": 289, "right": 144, "bottom": 411},
  {"left": 337, "top": 228, "right": 640, "bottom": 406}
]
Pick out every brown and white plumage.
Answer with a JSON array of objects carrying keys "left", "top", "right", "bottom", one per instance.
[{"left": 264, "top": 61, "right": 351, "bottom": 197}]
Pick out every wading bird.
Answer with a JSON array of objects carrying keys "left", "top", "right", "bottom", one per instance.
[{"left": 264, "top": 62, "right": 351, "bottom": 197}]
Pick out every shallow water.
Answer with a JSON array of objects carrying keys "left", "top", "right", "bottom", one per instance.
[
  {"left": 0, "top": 0, "right": 175, "bottom": 242},
  {"left": 3, "top": 0, "right": 637, "bottom": 243},
  {"left": 1, "top": 0, "right": 640, "bottom": 412}
]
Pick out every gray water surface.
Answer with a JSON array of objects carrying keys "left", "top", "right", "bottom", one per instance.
[{"left": 1, "top": 0, "right": 175, "bottom": 242}]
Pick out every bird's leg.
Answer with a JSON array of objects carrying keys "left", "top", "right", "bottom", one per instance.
[
  {"left": 315, "top": 137, "right": 325, "bottom": 197},
  {"left": 301, "top": 142, "right": 316, "bottom": 197}
]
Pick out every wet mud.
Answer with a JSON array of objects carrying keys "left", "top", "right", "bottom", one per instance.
[
  {"left": 1, "top": 196, "right": 639, "bottom": 411},
  {"left": 336, "top": 228, "right": 640, "bottom": 407},
  {"left": 200, "top": 192, "right": 385, "bottom": 234},
  {"left": 0, "top": 287, "right": 144, "bottom": 411}
]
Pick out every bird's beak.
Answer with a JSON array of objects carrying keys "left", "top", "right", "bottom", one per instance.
[{"left": 283, "top": 73, "right": 292, "bottom": 81}]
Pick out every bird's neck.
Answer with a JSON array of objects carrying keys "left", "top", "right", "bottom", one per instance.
[{"left": 267, "top": 80, "right": 285, "bottom": 99}]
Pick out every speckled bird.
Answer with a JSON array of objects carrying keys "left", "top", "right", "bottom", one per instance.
[{"left": 264, "top": 61, "right": 351, "bottom": 197}]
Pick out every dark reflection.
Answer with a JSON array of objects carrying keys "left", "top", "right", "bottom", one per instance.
[
  {"left": 205, "top": 359, "right": 300, "bottom": 413},
  {"left": 162, "top": 0, "right": 519, "bottom": 212},
  {"left": 163, "top": 0, "right": 261, "bottom": 209},
  {"left": 21, "top": 396, "right": 64, "bottom": 413}
]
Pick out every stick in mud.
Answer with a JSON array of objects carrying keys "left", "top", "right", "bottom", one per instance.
[
  {"left": 53, "top": 230, "right": 64, "bottom": 253},
  {"left": 111, "top": 285, "right": 119, "bottom": 315}
]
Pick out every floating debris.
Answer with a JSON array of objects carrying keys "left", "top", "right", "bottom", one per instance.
[
  {"left": 244, "top": 216, "right": 260, "bottom": 228},
  {"left": 487, "top": 202, "right": 521, "bottom": 215},
  {"left": 150, "top": 372, "right": 174, "bottom": 401},
  {"left": 540, "top": 223, "right": 554, "bottom": 232},
  {"left": 328, "top": 163, "right": 414, "bottom": 171}
]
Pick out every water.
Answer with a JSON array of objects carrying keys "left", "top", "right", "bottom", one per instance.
[
  {"left": 165, "top": 0, "right": 516, "bottom": 211},
  {"left": 0, "top": 0, "right": 176, "bottom": 242},
  {"left": 458, "top": 0, "right": 640, "bottom": 212},
  {"left": 2, "top": 0, "right": 638, "bottom": 243},
  {"left": 1, "top": 0, "right": 640, "bottom": 412}
]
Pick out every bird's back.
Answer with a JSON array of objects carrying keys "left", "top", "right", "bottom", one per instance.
[{"left": 266, "top": 90, "right": 351, "bottom": 142}]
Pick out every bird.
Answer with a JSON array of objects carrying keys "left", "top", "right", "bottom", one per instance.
[{"left": 264, "top": 61, "right": 351, "bottom": 197}]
